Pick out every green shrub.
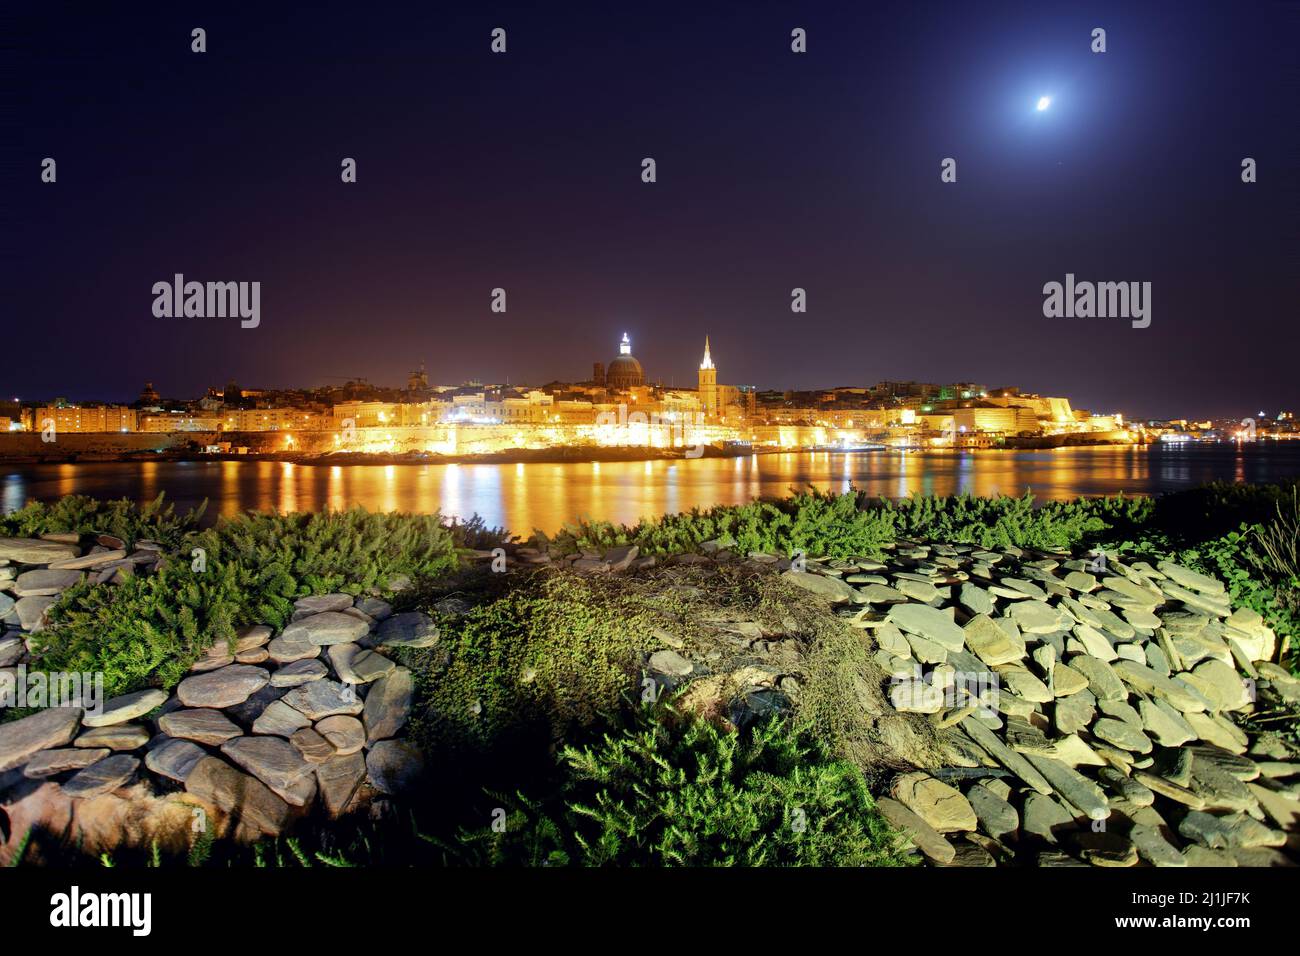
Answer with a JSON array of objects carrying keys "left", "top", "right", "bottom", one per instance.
[
  {"left": 0, "top": 493, "right": 200, "bottom": 549},
  {"left": 541, "top": 487, "right": 1148, "bottom": 560},
  {"left": 454, "top": 705, "right": 914, "bottom": 867},
  {"left": 27, "top": 507, "right": 486, "bottom": 700},
  {"left": 404, "top": 574, "right": 654, "bottom": 757}
]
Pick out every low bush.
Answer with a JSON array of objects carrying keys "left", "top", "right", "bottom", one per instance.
[
  {"left": 0, "top": 493, "right": 200, "bottom": 549},
  {"left": 452, "top": 704, "right": 914, "bottom": 867},
  {"left": 27, "top": 507, "right": 496, "bottom": 700},
  {"left": 403, "top": 573, "right": 654, "bottom": 760}
]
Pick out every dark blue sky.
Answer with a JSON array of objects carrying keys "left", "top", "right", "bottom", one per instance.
[{"left": 6, "top": 0, "right": 1298, "bottom": 419}]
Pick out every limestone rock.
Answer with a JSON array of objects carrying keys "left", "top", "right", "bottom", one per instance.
[
  {"left": 159, "top": 708, "right": 243, "bottom": 746},
  {"left": 363, "top": 668, "right": 414, "bottom": 743},
  {"left": 782, "top": 570, "right": 856, "bottom": 603},
  {"left": 0, "top": 706, "right": 83, "bottom": 772},
  {"left": 315, "top": 715, "right": 365, "bottom": 755},
  {"left": 280, "top": 611, "right": 370, "bottom": 647},
  {"left": 316, "top": 752, "right": 367, "bottom": 817},
  {"left": 281, "top": 679, "right": 365, "bottom": 721},
  {"left": 61, "top": 754, "right": 139, "bottom": 798},
  {"left": 22, "top": 746, "right": 109, "bottom": 778},
  {"left": 145, "top": 738, "right": 207, "bottom": 783},
  {"left": 184, "top": 756, "right": 291, "bottom": 837},
  {"left": 373, "top": 611, "right": 440, "bottom": 649},
  {"left": 251, "top": 700, "right": 312, "bottom": 738},
  {"left": 176, "top": 664, "right": 270, "bottom": 709}
]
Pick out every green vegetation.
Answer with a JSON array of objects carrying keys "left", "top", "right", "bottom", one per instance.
[
  {"left": 403, "top": 573, "right": 656, "bottom": 760},
  {"left": 5, "top": 480, "right": 1298, "bottom": 867},
  {"left": 540, "top": 481, "right": 1299, "bottom": 667},
  {"left": 0, "top": 493, "right": 200, "bottom": 550},
  {"left": 444, "top": 704, "right": 913, "bottom": 867},
  {"left": 25, "top": 507, "right": 500, "bottom": 700},
  {"left": 541, "top": 487, "right": 1158, "bottom": 559}
]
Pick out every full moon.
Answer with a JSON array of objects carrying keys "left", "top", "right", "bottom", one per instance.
[{"left": 1036, "top": 96, "right": 1052, "bottom": 111}]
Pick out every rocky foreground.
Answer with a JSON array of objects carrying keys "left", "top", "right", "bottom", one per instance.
[
  {"left": 0, "top": 534, "right": 426, "bottom": 858},
  {"left": 3, "top": 527, "right": 1300, "bottom": 867},
  {"left": 529, "top": 536, "right": 1300, "bottom": 867}
]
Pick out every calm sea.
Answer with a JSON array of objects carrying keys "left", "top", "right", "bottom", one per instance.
[{"left": 4, "top": 443, "right": 1299, "bottom": 537}]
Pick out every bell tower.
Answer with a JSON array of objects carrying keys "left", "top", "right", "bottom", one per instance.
[{"left": 698, "top": 336, "right": 718, "bottom": 420}]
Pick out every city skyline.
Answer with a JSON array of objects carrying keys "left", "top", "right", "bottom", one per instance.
[{"left": 7, "top": 0, "right": 1298, "bottom": 421}]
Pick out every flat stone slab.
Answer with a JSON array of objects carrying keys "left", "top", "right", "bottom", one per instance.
[
  {"left": 23, "top": 746, "right": 110, "bottom": 778},
  {"left": 316, "top": 752, "right": 367, "bottom": 816},
  {"left": 373, "top": 612, "right": 440, "bottom": 649},
  {"left": 280, "top": 611, "right": 370, "bottom": 647},
  {"left": 315, "top": 715, "right": 365, "bottom": 755},
  {"left": 890, "top": 771, "right": 977, "bottom": 832},
  {"left": 1158, "top": 561, "right": 1226, "bottom": 596},
  {"left": 234, "top": 625, "right": 273, "bottom": 652},
  {"left": 967, "top": 783, "right": 1019, "bottom": 842},
  {"left": 0, "top": 537, "right": 80, "bottom": 564},
  {"left": 961, "top": 716, "right": 1053, "bottom": 795},
  {"left": 366, "top": 738, "right": 424, "bottom": 794},
  {"left": 48, "top": 548, "right": 127, "bottom": 570},
  {"left": 887, "top": 604, "right": 966, "bottom": 652},
  {"left": 145, "top": 738, "right": 207, "bottom": 783},
  {"left": 61, "top": 754, "right": 139, "bottom": 798},
  {"left": 176, "top": 664, "right": 270, "bottom": 708},
  {"left": 293, "top": 593, "right": 355, "bottom": 615},
  {"left": 267, "top": 633, "right": 322, "bottom": 664},
  {"left": 75, "top": 724, "right": 150, "bottom": 750},
  {"left": 0, "top": 636, "right": 22, "bottom": 668},
  {"left": 0, "top": 706, "right": 83, "bottom": 771},
  {"left": 252, "top": 700, "right": 312, "bottom": 737},
  {"left": 354, "top": 597, "right": 392, "bottom": 621},
  {"left": 1024, "top": 754, "right": 1110, "bottom": 820},
  {"left": 14, "top": 595, "right": 58, "bottom": 631},
  {"left": 281, "top": 679, "right": 364, "bottom": 720},
  {"left": 13, "top": 568, "right": 83, "bottom": 597},
  {"left": 185, "top": 756, "right": 291, "bottom": 837},
  {"left": 962, "top": 614, "right": 1022, "bottom": 665},
  {"left": 363, "top": 668, "right": 413, "bottom": 743},
  {"left": 83, "top": 689, "right": 168, "bottom": 728},
  {"left": 1112, "top": 660, "right": 1208, "bottom": 713},
  {"left": 290, "top": 727, "right": 336, "bottom": 763},
  {"left": 327, "top": 643, "right": 365, "bottom": 683},
  {"left": 875, "top": 796, "right": 955, "bottom": 864},
  {"left": 221, "top": 735, "right": 314, "bottom": 793},
  {"left": 270, "top": 658, "right": 328, "bottom": 687},
  {"left": 159, "top": 708, "right": 243, "bottom": 745},
  {"left": 1093, "top": 717, "right": 1153, "bottom": 754},
  {"left": 1008, "top": 600, "right": 1067, "bottom": 634},
  {"left": 1067, "top": 654, "right": 1127, "bottom": 701}
]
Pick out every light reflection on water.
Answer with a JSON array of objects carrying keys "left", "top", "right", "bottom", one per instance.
[{"left": 2, "top": 444, "right": 1298, "bottom": 537}]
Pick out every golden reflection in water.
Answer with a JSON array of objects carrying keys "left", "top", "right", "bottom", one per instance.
[
  {"left": 218, "top": 461, "right": 242, "bottom": 517},
  {"left": 328, "top": 465, "right": 346, "bottom": 512},
  {"left": 7, "top": 446, "right": 1299, "bottom": 537},
  {"left": 278, "top": 462, "right": 297, "bottom": 516}
]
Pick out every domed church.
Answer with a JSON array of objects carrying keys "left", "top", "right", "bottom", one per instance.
[{"left": 604, "top": 332, "right": 645, "bottom": 390}]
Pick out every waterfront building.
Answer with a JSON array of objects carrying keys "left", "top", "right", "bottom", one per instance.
[{"left": 33, "top": 404, "right": 138, "bottom": 433}]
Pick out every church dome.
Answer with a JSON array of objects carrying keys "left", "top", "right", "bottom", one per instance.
[{"left": 606, "top": 332, "right": 645, "bottom": 389}]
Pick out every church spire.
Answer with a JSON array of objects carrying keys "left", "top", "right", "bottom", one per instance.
[{"left": 700, "top": 335, "right": 714, "bottom": 370}]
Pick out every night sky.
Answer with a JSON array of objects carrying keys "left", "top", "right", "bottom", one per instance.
[{"left": 6, "top": 0, "right": 1298, "bottom": 419}]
